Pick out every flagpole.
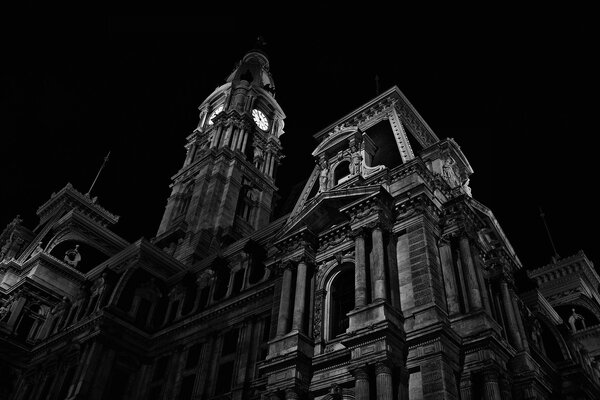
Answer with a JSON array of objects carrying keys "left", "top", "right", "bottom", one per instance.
[{"left": 86, "top": 151, "right": 111, "bottom": 197}]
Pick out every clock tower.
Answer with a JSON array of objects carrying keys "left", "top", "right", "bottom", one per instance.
[{"left": 154, "top": 46, "right": 285, "bottom": 264}]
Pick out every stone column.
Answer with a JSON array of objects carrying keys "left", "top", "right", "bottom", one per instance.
[
  {"left": 291, "top": 260, "right": 308, "bottom": 333},
  {"left": 459, "top": 236, "right": 482, "bottom": 310},
  {"left": 88, "top": 348, "right": 116, "bottom": 400},
  {"left": 439, "top": 241, "right": 460, "bottom": 315},
  {"left": 285, "top": 388, "right": 300, "bottom": 400},
  {"left": 241, "top": 130, "right": 249, "bottom": 153},
  {"left": 511, "top": 295, "right": 530, "bottom": 351},
  {"left": 223, "top": 125, "right": 234, "bottom": 147},
  {"left": 371, "top": 225, "right": 388, "bottom": 302},
  {"left": 500, "top": 279, "right": 523, "bottom": 350},
  {"left": 194, "top": 336, "right": 215, "bottom": 398},
  {"left": 483, "top": 369, "right": 502, "bottom": 400},
  {"left": 397, "top": 367, "right": 409, "bottom": 400},
  {"left": 473, "top": 252, "right": 492, "bottom": 315},
  {"left": 234, "top": 319, "right": 254, "bottom": 387},
  {"left": 276, "top": 266, "right": 293, "bottom": 336},
  {"left": 353, "top": 229, "right": 368, "bottom": 308},
  {"left": 375, "top": 362, "right": 393, "bottom": 400},
  {"left": 353, "top": 367, "right": 370, "bottom": 400}
]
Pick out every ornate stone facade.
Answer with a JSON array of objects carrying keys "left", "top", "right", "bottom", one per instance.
[{"left": 1, "top": 48, "right": 600, "bottom": 400}]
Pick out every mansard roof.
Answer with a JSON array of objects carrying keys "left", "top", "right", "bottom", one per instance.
[{"left": 313, "top": 86, "right": 439, "bottom": 149}]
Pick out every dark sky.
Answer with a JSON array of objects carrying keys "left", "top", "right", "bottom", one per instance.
[{"left": 1, "top": 13, "right": 597, "bottom": 271}]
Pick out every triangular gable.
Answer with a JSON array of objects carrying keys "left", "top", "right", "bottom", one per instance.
[
  {"left": 281, "top": 185, "right": 382, "bottom": 236},
  {"left": 286, "top": 165, "right": 320, "bottom": 226}
]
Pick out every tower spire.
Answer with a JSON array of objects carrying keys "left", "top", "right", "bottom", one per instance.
[{"left": 539, "top": 206, "right": 560, "bottom": 262}]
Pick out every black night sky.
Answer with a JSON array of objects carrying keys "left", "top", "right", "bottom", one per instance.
[{"left": 1, "top": 13, "right": 597, "bottom": 272}]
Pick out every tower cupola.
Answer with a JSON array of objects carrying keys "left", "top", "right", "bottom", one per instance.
[{"left": 155, "top": 46, "right": 286, "bottom": 263}]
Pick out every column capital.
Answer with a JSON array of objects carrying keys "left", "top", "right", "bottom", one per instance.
[
  {"left": 279, "top": 260, "right": 297, "bottom": 273},
  {"left": 284, "top": 388, "right": 300, "bottom": 400},
  {"left": 365, "top": 219, "right": 390, "bottom": 233},
  {"left": 292, "top": 255, "right": 314, "bottom": 269},
  {"left": 374, "top": 360, "right": 392, "bottom": 375},
  {"left": 351, "top": 365, "right": 370, "bottom": 379},
  {"left": 483, "top": 367, "right": 500, "bottom": 383},
  {"left": 349, "top": 226, "right": 369, "bottom": 240}
]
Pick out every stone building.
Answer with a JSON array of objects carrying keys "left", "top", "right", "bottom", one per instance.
[{"left": 1, "top": 47, "right": 600, "bottom": 400}]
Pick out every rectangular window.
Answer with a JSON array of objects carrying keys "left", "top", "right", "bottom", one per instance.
[
  {"left": 185, "top": 343, "right": 202, "bottom": 369},
  {"left": 167, "top": 300, "right": 180, "bottom": 323},
  {"left": 214, "top": 361, "right": 234, "bottom": 395},
  {"left": 178, "top": 375, "right": 196, "bottom": 400},
  {"left": 221, "top": 328, "right": 239, "bottom": 356},
  {"left": 136, "top": 298, "right": 152, "bottom": 326},
  {"left": 57, "top": 365, "right": 76, "bottom": 399},
  {"left": 152, "top": 356, "right": 169, "bottom": 382},
  {"left": 258, "top": 316, "right": 271, "bottom": 361}
]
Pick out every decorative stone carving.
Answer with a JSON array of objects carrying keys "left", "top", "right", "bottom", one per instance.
[
  {"left": 318, "top": 158, "right": 329, "bottom": 193},
  {"left": 30, "top": 241, "right": 44, "bottom": 259},
  {"left": 312, "top": 289, "right": 325, "bottom": 341},
  {"left": 441, "top": 156, "right": 461, "bottom": 188},
  {"left": 568, "top": 308, "right": 586, "bottom": 332},
  {"left": 64, "top": 245, "right": 81, "bottom": 267},
  {"left": 0, "top": 215, "right": 23, "bottom": 260}
]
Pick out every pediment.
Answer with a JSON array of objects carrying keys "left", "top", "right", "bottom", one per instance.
[
  {"left": 281, "top": 185, "right": 382, "bottom": 236},
  {"left": 311, "top": 126, "right": 359, "bottom": 158}
]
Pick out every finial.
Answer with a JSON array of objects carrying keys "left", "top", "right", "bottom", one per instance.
[
  {"left": 255, "top": 35, "right": 267, "bottom": 48},
  {"left": 539, "top": 206, "right": 560, "bottom": 262},
  {"left": 86, "top": 151, "right": 111, "bottom": 198}
]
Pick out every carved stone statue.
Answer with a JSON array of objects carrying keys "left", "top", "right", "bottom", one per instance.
[
  {"left": 1, "top": 215, "right": 24, "bottom": 260},
  {"left": 442, "top": 156, "right": 460, "bottom": 187},
  {"left": 568, "top": 308, "right": 586, "bottom": 332},
  {"left": 351, "top": 150, "right": 362, "bottom": 176},
  {"left": 462, "top": 178, "right": 472, "bottom": 197},
  {"left": 319, "top": 160, "right": 329, "bottom": 192}
]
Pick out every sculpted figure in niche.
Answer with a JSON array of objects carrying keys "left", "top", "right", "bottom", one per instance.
[
  {"left": 442, "top": 156, "right": 460, "bottom": 187},
  {"left": 253, "top": 146, "right": 264, "bottom": 166},
  {"left": 462, "top": 178, "right": 472, "bottom": 197},
  {"left": 568, "top": 308, "right": 586, "bottom": 332},
  {"left": 351, "top": 149, "right": 362, "bottom": 176},
  {"left": 319, "top": 159, "right": 329, "bottom": 192}
]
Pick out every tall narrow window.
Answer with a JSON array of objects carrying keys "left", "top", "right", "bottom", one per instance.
[
  {"left": 178, "top": 184, "right": 194, "bottom": 217},
  {"left": 215, "top": 328, "right": 239, "bottom": 395},
  {"left": 236, "top": 178, "right": 255, "bottom": 222},
  {"left": 330, "top": 266, "right": 355, "bottom": 338}
]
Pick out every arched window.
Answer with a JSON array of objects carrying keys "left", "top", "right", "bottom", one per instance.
[
  {"left": 334, "top": 161, "right": 351, "bottom": 186},
  {"left": 329, "top": 265, "right": 355, "bottom": 338},
  {"left": 213, "top": 268, "right": 231, "bottom": 301}
]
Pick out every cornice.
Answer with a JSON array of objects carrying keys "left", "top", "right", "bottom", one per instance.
[
  {"left": 36, "top": 183, "right": 119, "bottom": 227},
  {"left": 151, "top": 283, "right": 274, "bottom": 342}
]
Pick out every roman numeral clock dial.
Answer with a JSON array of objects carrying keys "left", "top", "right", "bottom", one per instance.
[{"left": 252, "top": 109, "right": 269, "bottom": 131}]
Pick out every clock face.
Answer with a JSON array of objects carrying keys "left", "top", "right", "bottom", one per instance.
[
  {"left": 208, "top": 105, "right": 224, "bottom": 125},
  {"left": 252, "top": 109, "right": 269, "bottom": 131}
]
